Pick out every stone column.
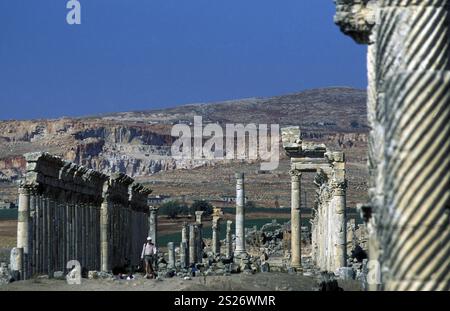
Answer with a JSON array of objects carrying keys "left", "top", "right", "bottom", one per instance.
[
  {"left": 181, "top": 222, "right": 189, "bottom": 245},
  {"left": 181, "top": 222, "right": 189, "bottom": 268},
  {"left": 234, "top": 173, "right": 246, "bottom": 257},
  {"left": 332, "top": 181, "right": 347, "bottom": 271},
  {"left": 375, "top": 0, "right": 450, "bottom": 291},
  {"left": 195, "top": 211, "right": 204, "bottom": 261},
  {"left": 167, "top": 242, "right": 175, "bottom": 269},
  {"left": 17, "top": 185, "right": 31, "bottom": 279},
  {"left": 335, "top": 0, "right": 450, "bottom": 291},
  {"left": 148, "top": 206, "right": 158, "bottom": 246},
  {"left": 310, "top": 218, "right": 317, "bottom": 267},
  {"left": 226, "top": 220, "right": 233, "bottom": 259},
  {"left": 212, "top": 216, "right": 221, "bottom": 256},
  {"left": 195, "top": 211, "right": 204, "bottom": 224},
  {"left": 289, "top": 169, "right": 302, "bottom": 269},
  {"left": 189, "top": 224, "right": 197, "bottom": 265},
  {"left": 180, "top": 241, "right": 188, "bottom": 269},
  {"left": 100, "top": 195, "right": 111, "bottom": 272}
]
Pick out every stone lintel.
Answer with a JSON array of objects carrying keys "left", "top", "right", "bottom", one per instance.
[{"left": 292, "top": 162, "right": 332, "bottom": 173}]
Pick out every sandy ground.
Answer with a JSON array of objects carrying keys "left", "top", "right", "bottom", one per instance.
[{"left": 0, "top": 272, "right": 362, "bottom": 291}]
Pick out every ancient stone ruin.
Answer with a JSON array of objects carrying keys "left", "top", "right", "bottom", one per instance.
[
  {"left": 335, "top": 0, "right": 450, "bottom": 290},
  {"left": 282, "top": 127, "right": 348, "bottom": 273},
  {"left": 14, "top": 152, "right": 152, "bottom": 280}
]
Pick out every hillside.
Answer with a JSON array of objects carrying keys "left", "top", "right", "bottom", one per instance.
[{"left": 0, "top": 87, "right": 368, "bottom": 207}]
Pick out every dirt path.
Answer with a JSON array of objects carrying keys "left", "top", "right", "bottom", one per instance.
[{"left": 0, "top": 273, "right": 361, "bottom": 291}]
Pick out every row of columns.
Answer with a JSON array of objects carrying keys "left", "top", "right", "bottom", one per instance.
[
  {"left": 16, "top": 153, "right": 153, "bottom": 279},
  {"left": 18, "top": 188, "right": 104, "bottom": 279},
  {"left": 169, "top": 173, "right": 245, "bottom": 268},
  {"left": 175, "top": 218, "right": 234, "bottom": 268},
  {"left": 285, "top": 148, "right": 347, "bottom": 272},
  {"left": 311, "top": 173, "right": 347, "bottom": 272}
]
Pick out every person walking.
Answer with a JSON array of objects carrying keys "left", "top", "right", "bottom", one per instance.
[{"left": 141, "top": 237, "right": 157, "bottom": 279}]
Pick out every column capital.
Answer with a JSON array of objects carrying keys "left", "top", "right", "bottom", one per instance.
[
  {"left": 235, "top": 172, "right": 244, "bottom": 180},
  {"left": 289, "top": 169, "right": 302, "bottom": 181},
  {"left": 19, "top": 184, "right": 39, "bottom": 195},
  {"left": 331, "top": 180, "right": 348, "bottom": 196},
  {"left": 149, "top": 206, "right": 159, "bottom": 213}
]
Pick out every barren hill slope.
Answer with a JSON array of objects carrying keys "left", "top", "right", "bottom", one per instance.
[{"left": 0, "top": 87, "right": 368, "bottom": 206}]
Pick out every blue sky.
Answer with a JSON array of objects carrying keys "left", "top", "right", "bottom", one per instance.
[{"left": 0, "top": 0, "right": 366, "bottom": 120}]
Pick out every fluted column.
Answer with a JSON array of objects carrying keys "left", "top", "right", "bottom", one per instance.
[
  {"left": 289, "top": 169, "right": 302, "bottom": 269},
  {"left": 376, "top": 0, "right": 450, "bottom": 291},
  {"left": 234, "top": 173, "right": 246, "bottom": 256}
]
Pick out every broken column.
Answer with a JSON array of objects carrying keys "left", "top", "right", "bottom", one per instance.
[
  {"left": 212, "top": 216, "right": 221, "bottom": 256},
  {"left": 289, "top": 169, "right": 302, "bottom": 270},
  {"left": 195, "top": 210, "right": 204, "bottom": 224},
  {"left": 234, "top": 173, "right": 246, "bottom": 257},
  {"left": 189, "top": 224, "right": 197, "bottom": 265},
  {"left": 226, "top": 220, "right": 233, "bottom": 259},
  {"left": 180, "top": 222, "right": 189, "bottom": 268},
  {"left": 167, "top": 242, "right": 175, "bottom": 269},
  {"left": 195, "top": 211, "right": 204, "bottom": 262},
  {"left": 148, "top": 206, "right": 158, "bottom": 246}
]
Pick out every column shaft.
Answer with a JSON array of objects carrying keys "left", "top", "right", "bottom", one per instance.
[
  {"left": 290, "top": 169, "right": 302, "bottom": 269},
  {"left": 377, "top": 0, "right": 450, "bottom": 291},
  {"left": 148, "top": 207, "right": 158, "bottom": 245},
  {"left": 189, "top": 224, "right": 197, "bottom": 265},
  {"left": 234, "top": 173, "right": 246, "bottom": 256},
  {"left": 226, "top": 221, "right": 233, "bottom": 259},
  {"left": 100, "top": 199, "right": 111, "bottom": 272}
]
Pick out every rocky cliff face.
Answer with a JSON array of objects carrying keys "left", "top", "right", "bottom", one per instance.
[{"left": 0, "top": 87, "right": 368, "bottom": 181}]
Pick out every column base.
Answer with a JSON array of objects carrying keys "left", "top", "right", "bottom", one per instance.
[
  {"left": 234, "top": 250, "right": 248, "bottom": 258},
  {"left": 290, "top": 264, "right": 303, "bottom": 272}
]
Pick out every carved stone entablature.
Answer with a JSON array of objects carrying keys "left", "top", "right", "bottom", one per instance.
[
  {"left": 334, "top": 0, "right": 377, "bottom": 44},
  {"left": 24, "top": 152, "right": 109, "bottom": 203},
  {"left": 103, "top": 173, "right": 134, "bottom": 205},
  {"left": 129, "top": 182, "right": 152, "bottom": 212},
  {"left": 282, "top": 126, "right": 327, "bottom": 158}
]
